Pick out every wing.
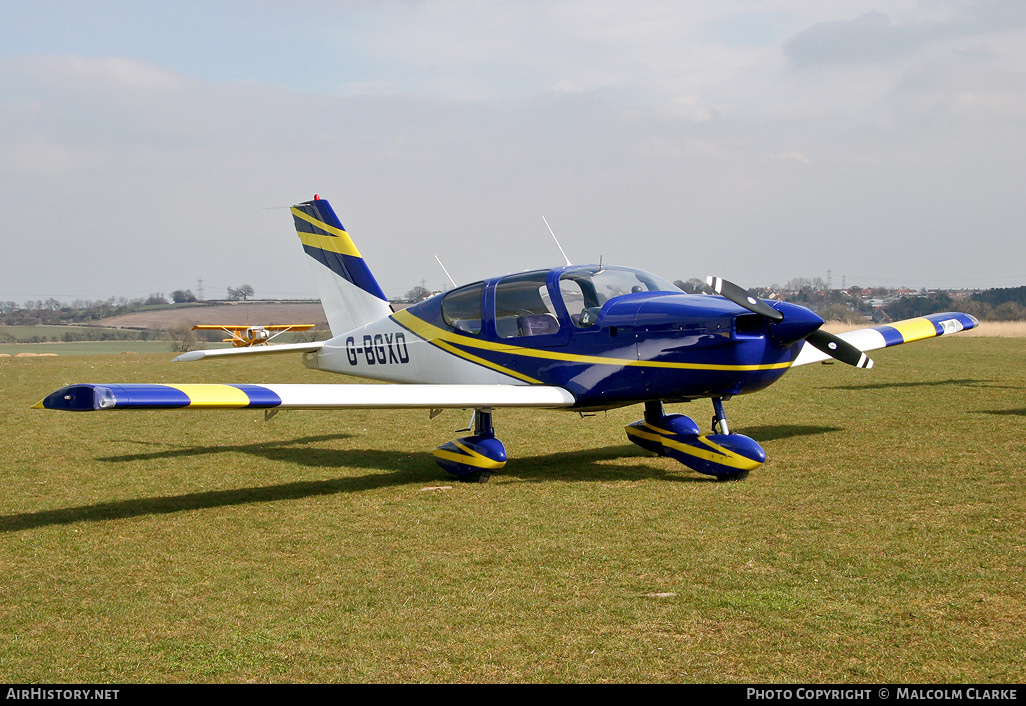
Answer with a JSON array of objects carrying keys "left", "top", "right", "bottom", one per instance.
[
  {"left": 172, "top": 342, "right": 325, "bottom": 361},
  {"left": 191, "top": 325, "right": 250, "bottom": 331},
  {"left": 34, "top": 383, "right": 577, "bottom": 411},
  {"left": 791, "top": 312, "right": 979, "bottom": 367}
]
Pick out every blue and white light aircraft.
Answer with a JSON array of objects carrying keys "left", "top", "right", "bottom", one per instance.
[{"left": 37, "top": 196, "right": 979, "bottom": 482}]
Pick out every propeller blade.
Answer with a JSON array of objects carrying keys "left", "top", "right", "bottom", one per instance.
[
  {"left": 806, "top": 329, "right": 874, "bottom": 369},
  {"left": 705, "top": 276, "right": 783, "bottom": 322},
  {"left": 706, "top": 275, "right": 872, "bottom": 368}
]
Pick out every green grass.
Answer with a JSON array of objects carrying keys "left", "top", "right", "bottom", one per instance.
[
  {"left": 1, "top": 338, "right": 1024, "bottom": 683},
  {"left": 0, "top": 341, "right": 176, "bottom": 355}
]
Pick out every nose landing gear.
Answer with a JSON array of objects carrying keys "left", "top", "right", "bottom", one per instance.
[{"left": 625, "top": 399, "right": 765, "bottom": 481}]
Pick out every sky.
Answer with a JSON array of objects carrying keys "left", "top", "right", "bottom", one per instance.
[{"left": 2, "top": 0, "right": 1025, "bottom": 303}]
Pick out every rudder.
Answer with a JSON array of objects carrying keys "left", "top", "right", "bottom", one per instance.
[{"left": 291, "top": 196, "right": 392, "bottom": 335}]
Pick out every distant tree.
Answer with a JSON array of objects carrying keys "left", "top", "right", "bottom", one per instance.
[
  {"left": 171, "top": 289, "right": 197, "bottom": 303},
  {"left": 227, "top": 284, "right": 255, "bottom": 301},
  {"left": 819, "top": 303, "right": 864, "bottom": 323},
  {"left": 883, "top": 291, "right": 954, "bottom": 320},
  {"left": 166, "top": 321, "right": 197, "bottom": 352},
  {"left": 145, "top": 293, "right": 169, "bottom": 306},
  {"left": 673, "top": 278, "right": 707, "bottom": 294},
  {"left": 405, "top": 285, "right": 431, "bottom": 302},
  {"left": 972, "top": 285, "right": 1026, "bottom": 308},
  {"left": 994, "top": 301, "right": 1026, "bottom": 321}
]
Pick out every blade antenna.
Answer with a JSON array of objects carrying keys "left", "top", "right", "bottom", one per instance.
[
  {"left": 543, "top": 217, "right": 572, "bottom": 267},
  {"left": 434, "top": 255, "right": 457, "bottom": 289}
]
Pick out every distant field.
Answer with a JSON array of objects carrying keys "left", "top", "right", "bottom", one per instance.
[
  {"left": 98, "top": 301, "right": 328, "bottom": 330},
  {"left": 1, "top": 337, "right": 1023, "bottom": 683}
]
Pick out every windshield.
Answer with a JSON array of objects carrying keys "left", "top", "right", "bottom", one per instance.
[{"left": 558, "top": 266, "right": 682, "bottom": 327}]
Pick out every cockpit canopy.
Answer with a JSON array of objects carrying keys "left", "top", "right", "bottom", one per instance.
[
  {"left": 439, "top": 265, "right": 683, "bottom": 338},
  {"left": 557, "top": 266, "right": 682, "bottom": 328}
]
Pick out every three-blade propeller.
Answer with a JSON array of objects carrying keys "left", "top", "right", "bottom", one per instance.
[{"left": 705, "top": 276, "right": 873, "bottom": 369}]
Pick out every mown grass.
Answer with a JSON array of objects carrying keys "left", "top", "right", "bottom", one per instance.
[{"left": 1, "top": 338, "right": 1023, "bottom": 683}]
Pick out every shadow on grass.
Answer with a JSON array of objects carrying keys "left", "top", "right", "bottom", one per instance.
[
  {"left": 822, "top": 378, "right": 998, "bottom": 391},
  {"left": 740, "top": 424, "right": 843, "bottom": 443},
  {"left": 2, "top": 440, "right": 721, "bottom": 533},
  {"left": 95, "top": 433, "right": 358, "bottom": 463},
  {"left": 976, "top": 408, "right": 1026, "bottom": 417}
]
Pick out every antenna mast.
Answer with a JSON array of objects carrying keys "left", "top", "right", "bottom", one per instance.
[
  {"left": 543, "top": 217, "right": 572, "bottom": 267},
  {"left": 434, "top": 255, "right": 457, "bottom": 289}
]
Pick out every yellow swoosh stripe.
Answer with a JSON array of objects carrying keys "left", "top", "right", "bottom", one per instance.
[
  {"left": 291, "top": 207, "right": 362, "bottom": 258},
  {"left": 393, "top": 309, "right": 793, "bottom": 372},
  {"left": 432, "top": 339, "right": 542, "bottom": 384},
  {"left": 432, "top": 441, "right": 507, "bottom": 469},
  {"left": 625, "top": 426, "right": 761, "bottom": 471}
]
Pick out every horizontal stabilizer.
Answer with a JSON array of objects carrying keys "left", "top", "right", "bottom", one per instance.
[
  {"left": 35, "top": 383, "right": 577, "bottom": 411},
  {"left": 172, "top": 342, "right": 324, "bottom": 362},
  {"left": 791, "top": 312, "right": 979, "bottom": 367}
]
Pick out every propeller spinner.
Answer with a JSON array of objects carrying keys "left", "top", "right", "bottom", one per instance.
[{"left": 705, "top": 276, "right": 873, "bottom": 369}]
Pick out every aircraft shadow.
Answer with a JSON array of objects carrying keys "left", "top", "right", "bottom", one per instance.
[
  {"left": 2, "top": 439, "right": 723, "bottom": 533},
  {"left": 94, "top": 433, "right": 357, "bottom": 463},
  {"left": 739, "top": 424, "right": 843, "bottom": 443},
  {"left": 822, "top": 378, "right": 997, "bottom": 392},
  {"left": 975, "top": 408, "right": 1026, "bottom": 417}
]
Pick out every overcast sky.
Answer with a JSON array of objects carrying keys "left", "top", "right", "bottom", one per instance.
[{"left": 2, "top": 0, "right": 1025, "bottom": 302}]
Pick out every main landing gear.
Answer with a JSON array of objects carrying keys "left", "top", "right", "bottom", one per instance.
[
  {"left": 625, "top": 398, "right": 766, "bottom": 481},
  {"left": 432, "top": 398, "right": 766, "bottom": 483},
  {"left": 432, "top": 408, "right": 506, "bottom": 483}
]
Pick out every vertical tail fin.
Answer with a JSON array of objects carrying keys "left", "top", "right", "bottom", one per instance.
[{"left": 291, "top": 196, "right": 393, "bottom": 335}]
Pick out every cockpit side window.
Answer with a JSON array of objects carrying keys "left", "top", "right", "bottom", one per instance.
[
  {"left": 441, "top": 282, "right": 483, "bottom": 335},
  {"left": 559, "top": 277, "right": 598, "bottom": 328},
  {"left": 494, "top": 271, "right": 560, "bottom": 338}
]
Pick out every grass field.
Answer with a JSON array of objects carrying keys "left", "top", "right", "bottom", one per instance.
[
  {"left": 1, "top": 338, "right": 1023, "bottom": 683},
  {"left": 0, "top": 341, "right": 178, "bottom": 356}
]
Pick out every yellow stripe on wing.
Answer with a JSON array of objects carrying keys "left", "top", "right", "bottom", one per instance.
[
  {"left": 167, "top": 384, "right": 251, "bottom": 408},
  {"left": 889, "top": 317, "right": 940, "bottom": 344}
]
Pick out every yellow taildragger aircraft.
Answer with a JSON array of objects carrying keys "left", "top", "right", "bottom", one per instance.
[{"left": 192, "top": 324, "right": 316, "bottom": 347}]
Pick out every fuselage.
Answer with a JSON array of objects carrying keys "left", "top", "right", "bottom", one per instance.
[{"left": 305, "top": 265, "right": 823, "bottom": 410}]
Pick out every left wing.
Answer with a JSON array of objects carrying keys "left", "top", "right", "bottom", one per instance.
[
  {"left": 791, "top": 312, "right": 978, "bottom": 367},
  {"left": 35, "top": 383, "right": 576, "bottom": 411}
]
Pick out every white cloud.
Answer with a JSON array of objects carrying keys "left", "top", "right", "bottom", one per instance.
[
  {"left": 1, "top": 2, "right": 1026, "bottom": 300},
  {"left": 0, "top": 137, "right": 107, "bottom": 176},
  {"left": 24, "top": 55, "right": 187, "bottom": 93}
]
